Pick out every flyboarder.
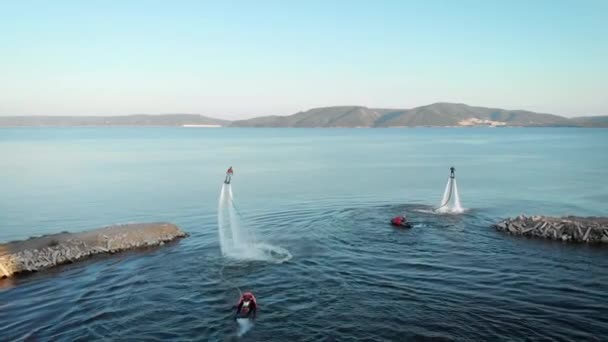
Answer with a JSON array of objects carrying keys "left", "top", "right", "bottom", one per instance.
[
  {"left": 450, "top": 166, "right": 455, "bottom": 179},
  {"left": 225, "top": 166, "right": 234, "bottom": 184}
]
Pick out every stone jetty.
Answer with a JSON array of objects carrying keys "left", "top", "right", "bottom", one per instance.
[
  {"left": 494, "top": 215, "right": 608, "bottom": 243},
  {"left": 0, "top": 222, "right": 188, "bottom": 278}
]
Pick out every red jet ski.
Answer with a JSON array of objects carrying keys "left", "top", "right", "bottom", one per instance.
[
  {"left": 234, "top": 292, "right": 257, "bottom": 320},
  {"left": 391, "top": 215, "right": 412, "bottom": 228}
]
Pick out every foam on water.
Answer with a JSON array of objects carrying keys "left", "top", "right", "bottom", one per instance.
[{"left": 218, "top": 183, "right": 292, "bottom": 263}]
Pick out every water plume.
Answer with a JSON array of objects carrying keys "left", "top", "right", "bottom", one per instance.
[
  {"left": 436, "top": 175, "right": 464, "bottom": 214},
  {"left": 218, "top": 183, "right": 291, "bottom": 263}
]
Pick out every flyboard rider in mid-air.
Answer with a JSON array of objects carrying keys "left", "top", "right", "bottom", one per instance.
[
  {"left": 450, "top": 166, "right": 455, "bottom": 179},
  {"left": 224, "top": 166, "right": 234, "bottom": 184}
]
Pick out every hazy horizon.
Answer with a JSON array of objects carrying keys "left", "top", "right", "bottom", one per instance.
[
  {"left": 1, "top": 1, "right": 607, "bottom": 118},
  {"left": 2, "top": 101, "right": 607, "bottom": 120}
]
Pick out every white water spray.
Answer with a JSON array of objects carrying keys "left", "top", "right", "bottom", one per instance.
[
  {"left": 452, "top": 178, "right": 463, "bottom": 212},
  {"left": 440, "top": 177, "right": 452, "bottom": 209},
  {"left": 218, "top": 183, "right": 255, "bottom": 258},
  {"left": 436, "top": 170, "right": 464, "bottom": 214},
  {"left": 218, "top": 183, "right": 291, "bottom": 263}
]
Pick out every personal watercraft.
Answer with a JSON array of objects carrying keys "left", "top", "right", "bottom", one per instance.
[
  {"left": 234, "top": 292, "right": 257, "bottom": 320},
  {"left": 390, "top": 216, "right": 412, "bottom": 228}
]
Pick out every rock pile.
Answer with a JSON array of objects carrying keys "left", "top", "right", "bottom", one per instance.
[
  {"left": 494, "top": 215, "right": 608, "bottom": 243},
  {"left": 0, "top": 222, "right": 187, "bottom": 278}
]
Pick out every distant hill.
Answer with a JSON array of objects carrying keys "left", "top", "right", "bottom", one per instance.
[
  {"left": 374, "top": 103, "right": 571, "bottom": 127},
  {"left": 231, "top": 103, "right": 577, "bottom": 128},
  {"left": 569, "top": 116, "right": 608, "bottom": 128},
  {"left": 0, "top": 114, "right": 229, "bottom": 127},
  {"left": 1, "top": 104, "right": 606, "bottom": 127},
  {"left": 230, "top": 106, "right": 385, "bottom": 127}
]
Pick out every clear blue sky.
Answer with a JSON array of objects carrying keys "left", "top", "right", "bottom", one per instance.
[{"left": 1, "top": 0, "right": 606, "bottom": 118}]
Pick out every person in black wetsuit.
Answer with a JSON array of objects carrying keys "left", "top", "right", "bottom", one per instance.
[{"left": 450, "top": 166, "right": 455, "bottom": 179}]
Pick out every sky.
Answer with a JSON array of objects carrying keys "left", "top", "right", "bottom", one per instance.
[{"left": 0, "top": 0, "right": 606, "bottom": 118}]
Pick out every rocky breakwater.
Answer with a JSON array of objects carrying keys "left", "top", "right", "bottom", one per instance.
[
  {"left": 0, "top": 222, "right": 188, "bottom": 278},
  {"left": 494, "top": 215, "right": 608, "bottom": 243}
]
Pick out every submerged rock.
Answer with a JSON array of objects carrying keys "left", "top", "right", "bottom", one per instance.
[
  {"left": 0, "top": 223, "right": 188, "bottom": 278},
  {"left": 494, "top": 216, "right": 608, "bottom": 244}
]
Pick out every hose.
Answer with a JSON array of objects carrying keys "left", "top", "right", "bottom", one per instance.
[
  {"left": 219, "top": 186, "right": 245, "bottom": 302},
  {"left": 219, "top": 261, "right": 243, "bottom": 299},
  {"left": 229, "top": 197, "right": 246, "bottom": 218}
]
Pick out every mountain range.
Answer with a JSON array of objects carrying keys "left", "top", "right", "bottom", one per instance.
[{"left": 1, "top": 103, "right": 606, "bottom": 127}]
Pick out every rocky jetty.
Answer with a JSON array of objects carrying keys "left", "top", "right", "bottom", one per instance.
[
  {"left": 494, "top": 215, "right": 608, "bottom": 243},
  {"left": 0, "top": 222, "right": 188, "bottom": 278}
]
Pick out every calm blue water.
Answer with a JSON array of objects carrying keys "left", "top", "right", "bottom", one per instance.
[{"left": 1, "top": 127, "right": 607, "bottom": 341}]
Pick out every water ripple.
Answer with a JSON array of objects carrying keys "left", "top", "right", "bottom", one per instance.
[{"left": 2, "top": 204, "right": 608, "bottom": 341}]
